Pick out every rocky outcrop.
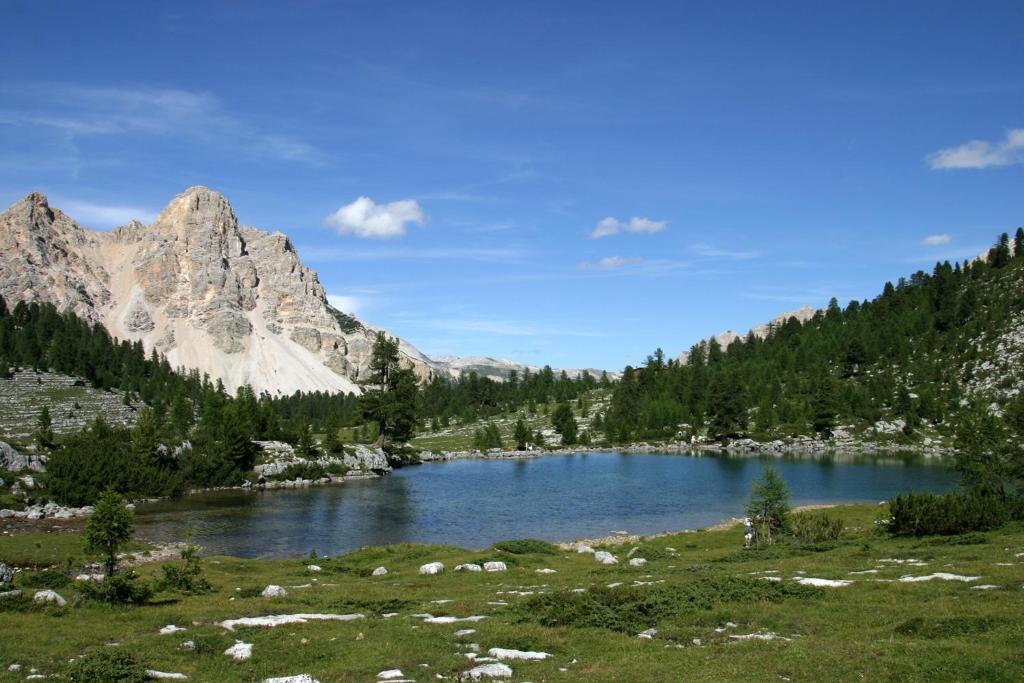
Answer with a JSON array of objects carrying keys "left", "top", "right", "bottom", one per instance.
[
  {"left": 0, "top": 441, "right": 46, "bottom": 473},
  {"left": 252, "top": 441, "right": 391, "bottom": 478},
  {"left": 0, "top": 188, "right": 444, "bottom": 396}
]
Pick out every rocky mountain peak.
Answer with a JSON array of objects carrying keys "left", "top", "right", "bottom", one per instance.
[{"left": 0, "top": 188, "right": 444, "bottom": 396}]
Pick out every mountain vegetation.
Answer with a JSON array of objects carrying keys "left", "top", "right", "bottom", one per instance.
[{"left": 602, "top": 231, "right": 1024, "bottom": 452}]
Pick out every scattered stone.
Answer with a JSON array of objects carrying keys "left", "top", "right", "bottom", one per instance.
[
  {"left": 971, "top": 584, "right": 1000, "bottom": 590},
  {"left": 262, "top": 676, "right": 320, "bottom": 683},
  {"left": 420, "top": 562, "right": 445, "bottom": 575},
  {"left": 898, "top": 573, "right": 980, "bottom": 583},
  {"left": 377, "top": 670, "right": 405, "bottom": 680},
  {"left": 0, "top": 562, "right": 12, "bottom": 585},
  {"left": 224, "top": 641, "right": 253, "bottom": 661},
  {"left": 483, "top": 562, "right": 507, "bottom": 572},
  {"left": 535, "top": 568, "right": 556, "bottom": 574},
  {"left": 455, "top": 563, "right": 482, "bottom": 572},
  {"left": 729, "top": 632, "right": 791, "bottom": 642},
  {"left": 159, "top": 625, "right": 186, "bottom": 635},
  {"left": 33, "top": 590, "right": 66, "bottom": 606},
  {"left": 795, "top": 577, "right": 852, "bottom": 588},
  {"left": 372, "top": 566, "right": 389, "bottom": 576},
  {"left": 849, "top": 569, "right": 879, "bottom": 575},
  {"left": 637, "top": 628, "right": 658, "bottom": 639},
  {"left": 463, "top": 662, "right": 513, "bottom": 679},
  {"left": 146, "top": 670, "right": 188, "bottom": 680},
  {"left": 261, "top": 585, "right": 288, "bottom": 597},
  {"left": 714, "top": 622, "right": 738, "bottom": 633},
  {"left": 422, "top": 615, "right": 488, "bottom": 624},
  {"left": 219, "top": 613, "right": 365, "bottom": 631},
  {"left": 0, "top": 590, "right": 22, "bottom": 600},
  {"left": 306, "top": 565, "right": 322, "bottom": 572},
  {"left": 628, "top": 558, "right": 647, "bottom": 567},
  {"left": 454, "top": 629, "right": 477, "bottom": 637},
  {"left": 594, "top": 551, "right": 618, "bottom": 565},
  {"left": 180, "top": 641, "right": 195, "bottom": 650},
  {"left": 488, "top": 647, "right": 552, "bottom": 661}
]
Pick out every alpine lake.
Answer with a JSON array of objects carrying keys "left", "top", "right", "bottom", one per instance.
[{"left": 133, "top": 450, "right": 957, "bottom": 558}]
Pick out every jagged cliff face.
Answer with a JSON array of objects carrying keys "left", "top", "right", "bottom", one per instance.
[{"left": 0, "top": 187, "right": 441, "bottom": 395}]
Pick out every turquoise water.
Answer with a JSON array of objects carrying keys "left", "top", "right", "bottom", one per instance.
[{"left": 134, "top": 451, "right": 957, "bottom": 558}]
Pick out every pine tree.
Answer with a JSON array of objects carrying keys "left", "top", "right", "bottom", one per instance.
[
  {"left": 85, "top": 489, "right": 134, "bottom": 577},
  {"left": 1014, "top": 227, "right": 1024, "bottom": 258},
  {"left": 551, "top": 402, "right": 578, "bottom": 445},
  {"left": 745, "top": 466, "right": 791, "bottom": 544},
  {"left": 322, "top": 416, "right": 343, "bottom": 455},
  {"left": 513, "top": 417, "right": 531, "bottom": 450},
  {"left": 991, "top": 232, "right": 1012, "bottom": 268},
  {"left": 34, "top": 406, "right": 55, "bottom": 450},
  {"left": 358, "top": 332, "right": 419, "bottom": 444}
]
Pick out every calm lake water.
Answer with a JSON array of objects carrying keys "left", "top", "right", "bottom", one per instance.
[{"left": 134, "top": 451, "right": 957, "bottom": 558}]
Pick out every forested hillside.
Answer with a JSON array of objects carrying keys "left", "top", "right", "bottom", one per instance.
[{"left": 603, "top": 230, "right": 1024, "bottom": 446}]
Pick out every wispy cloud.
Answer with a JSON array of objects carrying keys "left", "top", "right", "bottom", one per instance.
[
  {"left": 300, "top": 245, "right": 525, "bottom": 263},
  {"left": 921, "top": 234, "right": 952, "bottom": 246},
  {"left": 590, "top": 216, "right": 667, "bottom": 239},
  {"left": 56, "top": 199, "right": 157, "bottom": 229},
  {"left": 579, "top": 256, "right": 643, "bottom": 269},
  {"left": 0, "top": 84, "right": 324, "bottom": 165},
  {"left": 324, "top": 196, "right": 425, "bottom": 239},
  {"left": 927, "top": 129, "right": 1024, "bottom": 170},
  {"left": 690, "top": 243, "right": 760, "bottom": 260}
]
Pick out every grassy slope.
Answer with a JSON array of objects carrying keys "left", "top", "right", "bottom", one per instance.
[{"left": 1, "top": 505, "right": 1023, "bottom": 682}]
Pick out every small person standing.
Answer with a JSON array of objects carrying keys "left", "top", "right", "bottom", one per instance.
[{"left": 743, "top": 517, "right": 754, "bottom": 548}]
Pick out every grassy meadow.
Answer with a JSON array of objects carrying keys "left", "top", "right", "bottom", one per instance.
[{"left": 1, "top": 504, "right": 1023, "bottom": 681}]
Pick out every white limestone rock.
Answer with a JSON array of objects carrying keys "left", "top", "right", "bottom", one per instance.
[
  {"left": 483, "top": 561, "right": 507, "bottom": 572},
  {"left": 420, "top": 562, "right": 445, "bottom": 575},
  {"left": 594, "top": 551, "right": 618, "bottom": 565},
  {"left": 33, "top": 590, "right": 66, "bottom": 606},
  {"left": 261, "top": 585, "right": 288, "bottom": 597}
]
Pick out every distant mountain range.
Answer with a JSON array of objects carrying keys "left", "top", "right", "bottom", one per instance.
[{"left": 0, "top": 187, "right": 616, "bottom": 395}]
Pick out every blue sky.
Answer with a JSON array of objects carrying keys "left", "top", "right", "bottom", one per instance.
[{"left": 1, "top": 1, "right": 1022, "bottom": 371}]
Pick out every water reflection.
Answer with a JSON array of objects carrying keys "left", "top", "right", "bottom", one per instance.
[{"left": 134, "top": 450, "right": 956, "bottom": 558}]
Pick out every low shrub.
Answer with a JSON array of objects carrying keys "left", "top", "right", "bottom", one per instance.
[
  {"left": 158, "top": 544, "right": 212, "bottom": 595},
  {"left": 65, "top": 649, "right": 148, "bottom": 682},
  {"left": 325, "top": 462, "right": 350, "bottom": 476},
  {"left": 790, "top": 512, "right": 845, "bottom": 544},
  {"left": 895, "top": 616, "right": 1001, "bottom": 639},
  {"left": 888, "top": 491, "right": 1016, "bottom": 536},
  {"left": 492, "top": 539, "right": 558, "bottom": 555},
  {"left": 516, "top": 576, "right": 820, "bottom": 633},
  {"left": 77, "top": 571, "right": 153, "bottom": 605},
  {"left": 18, "top": 570, "right": 71, "bottom": 589},
  {"left": 269, "top": 462, "right": 326, "bottom": 481}
]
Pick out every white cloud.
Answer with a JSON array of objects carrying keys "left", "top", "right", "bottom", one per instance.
[
  {"left": 690, "top": 243, "right": 759, "bottom": 260},
  {"left": 927, "top": 129, "right": 1024, "bottom": 170},
  {"left": 579, "top": 256, "right": 642, "bottom": 269},
  {"left": 327, "top": 294, "right": 365, "bottom": 315},
  {"left": 57, "top": 199, "right": 157, "bottom": 229},
  {"left": 589, "top": 215, "right": 668, "bottom": 239},
  {"left": 324, "top": 196, "right": 425, "bottom": 239},
  {"left": 921, "top": 234, "right": 952, "bottom": 246}
]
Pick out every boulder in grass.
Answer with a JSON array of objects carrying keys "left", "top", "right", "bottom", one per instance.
[
  {"left": 464, "top": 662, "right": 513, "bottom": 679},
  {"left": 483, "top": 562, "right": 507, "bottom": 572},
  {"left": 33, "top": 590, "right": 66, "bottom": 606},
  {"left": 594, "top": 551, "right": 618, "bottom": 565},
  {"left": 628, "top": 558, "right": 647, "bottom": 567},
  {"left": 372, "top": 566, "right": 388, "bottom": 576},
  {"left": 419, "top": 562, "right": 444, "bottom": 576},
  {"left": 454, "top": 563, "right": 482, "bottom": 572},
  {"left": 261, "top": 585, "right": 288, "bottom": 597}
]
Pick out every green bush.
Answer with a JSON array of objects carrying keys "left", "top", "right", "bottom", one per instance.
[
  {"left": 269, "top": 462, "right": 326, "bottom": 481},
  {"left": 65, "top": 649, "right": 148, "bottom": 682},
  {"left": 888, "top": 491, "right": 1016, "bottom": 536},
  {"left": 158, "top": 544, "right": 212, "bottom": 595},
  {"left": 77, "top": 571, "right": 153, "bottom": 605},
  {"left": 492, "top": 538, "right": 558, "bottom": 555},
  {"left": 18, "top": 570, "right": 71, "bottom": 589},
  {"left": 790, "top": 512, "right": 845, "bottom": 544},
  {"left": 516, "top": 576, "right": 820, "bottom": 633},
  {"left": 325, "top": 462, "right": 351, "bottom": 476}
]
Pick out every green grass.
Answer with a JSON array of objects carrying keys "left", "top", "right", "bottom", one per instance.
[{"left": 1, "top": 505, "right": 1022, "bottom": 681}]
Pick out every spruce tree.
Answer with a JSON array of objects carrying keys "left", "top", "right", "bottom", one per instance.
[
  {"left": 513, "top": 417, "right": 531, "bottom": 450},
  {"left": 745, "top": 466, "right": 791, "bottom": 544},
  {"left": 85, "top": 489, "right": 134, "bottom": 577}
]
